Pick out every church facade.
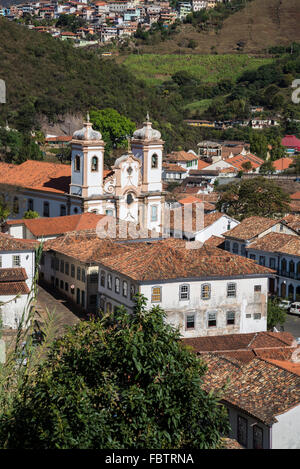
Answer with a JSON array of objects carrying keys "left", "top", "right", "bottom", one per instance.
[{"left": 0, "top": 115, "right": 165, "bottom": 233}]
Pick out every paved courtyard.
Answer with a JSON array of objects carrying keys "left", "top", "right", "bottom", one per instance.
[{"left": 284, "top": 313, "right": 300, "bottom": 340}]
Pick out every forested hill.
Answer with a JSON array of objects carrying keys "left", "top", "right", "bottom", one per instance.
[{"left": 0, "top": 18, "right": 172, "bottom": 131}]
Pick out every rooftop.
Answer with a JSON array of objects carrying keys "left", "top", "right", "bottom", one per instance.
[
  {"left": 97, "top": 241, "right": 275, "bottom": 282},
  {"left": 0, "top": 233, "right": 36, "bottom": 252},
  {"left": 200, "top": 354, "right": 300, "bottom": 425},
  {"left": 6, "top": 212, "right": 106, "bottom": 238},
  {"left": 248, "top": 232, "right": 300, "bottom": 256},
  {"left": 224, "top": 216, "right": 281, "bottom": 241},
  {"left": 0, "top": 267, "right": 29, "bottom": 296},
  {"left": 166, "top": 151, "right": 198, "bottom": 163}
]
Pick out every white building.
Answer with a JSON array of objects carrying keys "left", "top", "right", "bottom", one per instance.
[
  {"left": 0, "top": 233, "right": 36, "bottom": 329},
  {"left": 0, "top": 114, "right": 165, "bottom": 233},
  {"left": 96, "top": 238, "right": 274, "bottom": 337}
]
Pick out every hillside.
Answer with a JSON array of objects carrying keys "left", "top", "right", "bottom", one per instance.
[{"left": 136, "top": 0, "right": 300, "bottom": 55}]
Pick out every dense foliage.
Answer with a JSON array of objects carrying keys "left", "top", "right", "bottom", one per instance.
[
  {"left": 0, "top": 296, "right": 229, "bottom": 449},
  {"left": 216, "top": 177, "right": 291, "bottom": 220},
  {"left": 267, "top": 298, "right": 286, "bottom": 330}
]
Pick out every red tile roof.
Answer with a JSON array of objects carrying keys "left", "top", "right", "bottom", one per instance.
[
  {"left": 290, "top": 191, "right": 300, "bottom": 200},
  {"left": 0, "top": 233, "right": 36, "bottom": 252},
  {"left": 224, "top": 216, "right": 280, "bottom": 241},
  {"left": 197, "top": 159, "right": 210, "bottom": 170},
  {"left": 282, "top": 214, "right": 300, "bottom": 232},
  {"left": 200, "top": 354, "right": 300, "bottom": 424},
  {"left": 163, "top": 163, "right": 186, "bottom": 173},
  {"left": 248, "top": 232, "right": 300, "bottom": 256},
  {"left": 98, "top": 242, "right": 275, "bottom": 282},
  {"left": 272, "top": 157, "right": 294, "bottom": 171},
  {"left": 0, "top": 161, "right": 112, "bottom": 195},
  {"left": 0, "top": 267, "right": 29, "bottom": 295},
  {"left": 166, "top": 151, "right": 198, "bottom": 162},
  {"left": 281, "top": 135, "right": 300, "bottom": 148},
  {"left": 7, "top": 213, "right": 106, "bottom": 238},
  {"left": 224, "top": 153, "right": 264, "bottom": 171}
]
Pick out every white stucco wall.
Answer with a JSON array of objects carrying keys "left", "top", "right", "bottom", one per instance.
[{"left": 272, "top": 405, "right": 300, "bottom": 449}]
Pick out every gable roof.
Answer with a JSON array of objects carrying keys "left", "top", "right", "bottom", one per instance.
[
  {"left": 197, "top": 159, "right": 210, "bottom": 170},
  {"left": 281, "top": 135, "right": 300, "bottom": 148},
  {"left": 166, "top": 151, "right": 198, "bottom": 162},
  {"left": 200, "top": 354, "right": 300, "bottom": 425},
  {"left": 224, "top": 153, "right": 264, "bottom": 171},
  {"left": 272, "top": 157, "right": 294, "bottom": 171},
  {"left": 248, "top": 232, "right": 300, "bottom": 256},
  {"left": 224, "top": 216, "right": 281, "bottom": 241},
  {"left": 0, "top": 160, "right": 112, "bottom": 195},
  {"left": 97, "top": 242, "right": 275, "bottom": 282},
  {"left": 282, "top": 214, "right": 300, "bottom": 232},
  {"left": 0, "top": 267, "right": 29, "bottom": 296},
  {"left": 6, "top": 213, "right": 106, "bottom": 238}
]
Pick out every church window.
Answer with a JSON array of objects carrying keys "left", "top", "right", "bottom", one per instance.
[
  {"left": 75, "top": 155, "right": 81, "bottom": 172},
  {"left": 126, "top": 193, "right": 134, "bottom": 205},
  {"left": 151, "top": 205, "right": 158, "bottom": 222},
  {"left": 91, "top": 156, "right": 98, "bottom": 172},
  {"left": 151, "top": 154, "right": 158, "bottom": 169}
]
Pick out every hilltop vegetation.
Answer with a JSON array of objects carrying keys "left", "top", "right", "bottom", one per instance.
[{"left": 134, "top": 0, "right": 300, "bottom": 55}]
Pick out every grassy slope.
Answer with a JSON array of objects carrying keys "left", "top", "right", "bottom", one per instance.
[
  {"left": 136, "top": 0, "right": 300, "bottom": 55},
  {"left": 121, "top": 54, "right": 273, "bottom": 86}
]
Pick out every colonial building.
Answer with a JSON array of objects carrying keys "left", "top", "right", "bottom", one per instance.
[
  {"left": 0, "top": 234, "right": 36, "bottom": 329},
  {"left": 0, "top": 114, "right": 165, "bottom": 233},
  {"left": 95, "top": 239, "right": 274, "bottom": 337}
]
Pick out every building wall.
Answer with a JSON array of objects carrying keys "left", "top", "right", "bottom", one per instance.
[
  {"left": 0, "top": 294, "right": 29, "bottom": 329},
  {"left": 194, "top": 215, "right": 238, "bottom": 243},
  {"left": 227, "top": 404, "right": 271, "bottom": 449},
  {"left": 140, "top": 277, "right": 268, "bottom": 337},
  {"left": 41, "top": 251, "right": 98, "bottom": 312},
  {"left": 272, "top": 405, "right": 300, "bottom": 449},
  {"left": 0, "top": 251, "right": 35, "bottom": 291}
]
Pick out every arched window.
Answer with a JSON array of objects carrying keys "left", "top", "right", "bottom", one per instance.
[
  {"left": 126, "top": 193, "right": 134, "bottom": 205},
  {"left": 281, "top": 258, "right": 287, "bottom": 274},
  {"left": 151, "top": 153, "right": 158, "bottom": 169},
  {"left": 289, "top": 260, "right": 295, "bottom": 274},
  {"left": 115, "top": 277, "right": 120, "bottom": 294},
  {"left": 27, "top": 199, "right": 34, "bottom": 211},
  {"left": 75, "top": 155, "right": 81, "bottom": 172},
  {"left": 91, "top": 156, "right": 98, "bottom": 172}
]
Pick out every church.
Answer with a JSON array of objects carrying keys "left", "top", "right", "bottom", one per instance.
[{"left": 0, "top": 115, "right": 165, "bottom": 232}]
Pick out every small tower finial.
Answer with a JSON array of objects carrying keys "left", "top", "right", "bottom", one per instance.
[
  {"left": 127, "top": 135, "right": 132, "bottom": 153},
  {"left": 146, "top": 111, "right": 150, "bottom": 122}
]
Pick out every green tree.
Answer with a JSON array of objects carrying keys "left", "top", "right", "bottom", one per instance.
[
  {"left": 23, "top": 210, "right": 39, "bottom": 219},
  {"left": 216, "top": 177, "right": 290, "bottom": 220},
  {"left": 241, "top": 161, "right": 253, "bottom": 172},
  {"left": 0, "top": 195, "right": 10, "bottom": 225},
  {"left": 267, "top": 298, "right": 286, "bottom": 330},
  {"left": 90, "top": 108, "right": 136, "bottom": 155},
  {"left": 259, "top": 160, "right": 275, "bottom": 174},
  {"left": 249, "top": 132, "right": 268, "bottom": 159},
  {"left": 0, "top": 295, "right": 229, "bottom": 449}
]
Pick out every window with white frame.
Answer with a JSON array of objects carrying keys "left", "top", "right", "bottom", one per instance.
[
  {"left": 13, "top": 255, "right": 21, "bottom": 267},
  {"left": 232, "top": 242, "right": 239, "bottom": 254},
  {"left": 201, "top": 283, "right": 211, "bottom": 300},
  {"left": 207, "top": 312, "right": 217, "bottom": 328},
  {"left": 186, "top": 314, "right": 195, "bottom": 329},
  {"left": 115, "top": 277, "right": 120, "bottom": 294},
  {"left": 107, "top": 274, "right": 112, "bottom": 290},
  {"left": 226, "top": 311, "right": 235, "bottom": 325},
  {"left": 227, "top": 283, "right": 236, "bottom": 298},
  {"left": 179, "top": 284, "right": 189, "bottom": 300},
  {"left": 151, "top": 286, "right": 161, "bottom": 303}
]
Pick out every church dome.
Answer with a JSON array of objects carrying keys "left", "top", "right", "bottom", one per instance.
[
  {"left": 73, "top": 113, "right": 102, "bottom": 141},
  {"left": 133, "top": 114, "right": 161, "bottom": 141}
]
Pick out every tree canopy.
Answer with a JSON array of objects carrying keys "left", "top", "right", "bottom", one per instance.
[
  {"left": 216, "top": 176, "right": 290, "bottom": 220},
  {"left": 0, "top": 296, "right": 229, "bottom": 449}
]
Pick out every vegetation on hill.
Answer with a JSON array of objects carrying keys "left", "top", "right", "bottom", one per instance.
[{"left": 0, "top": 295, "right": 229, "bottom": 449}]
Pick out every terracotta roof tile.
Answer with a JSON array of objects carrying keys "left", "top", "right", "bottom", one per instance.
[
  {"left": 272, "top": 158, "right": 294, "bottom": 171},
  {"left": 282, "top": 214, "right": 300, "bottom": 232},
  {"left": 200, "top": 354, "right": 300, "bottom": 424},
  {"left": 7, "top": 213, "right": 106, "bottom": 238},
  {"left": 224, "top": 216, "right": 280, "bottom": 241},
  {"left": 98, "top": 242, "right": 275, "bottom": 282},
  {"left": 0, "top": 268, "right": 28, "bottom": 282},
  {"left": 166, "top": 151, "right": 198, "bottom": 162},
  {"left": 0, "top": 281, "right": 30, "bottom": 295},
  {"left": 0, "top": 161, "right": 113, "bottom": 195},
  {"left": 248, "top": 232, "right": 300, "bottom": 256},
  {"left": 0, "top": 233, "right": 36, "bottom": 252},
  {"left": 224, "top": 153, "right": 264, "bottom": 171}
]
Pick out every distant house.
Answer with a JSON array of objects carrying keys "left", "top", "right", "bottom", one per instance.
[
  {"left": 199, "top": 353, "right": 300, "bottom": 449},
  {"left": 272, "top": 157, "right": 294, "bottom": 172},
  {"left": 281, "top": 135, "right": 300, "bottom": 156},
  {"left": 162, "top": 163, "right": 187, "bottom": 181}
]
